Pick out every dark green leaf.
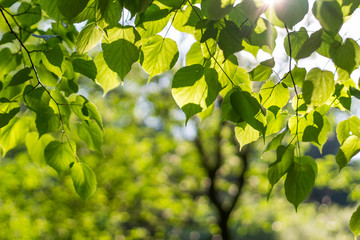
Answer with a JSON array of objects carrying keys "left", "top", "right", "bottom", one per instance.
[
  {"left": 295, "top": 30, "right": 323, "bottom": 59},
  {"left": 285, "top": 156, "right": 317, "bottom": 210},
  {"left": 35, "top": 107, "right": 60, "bottom": 137},
  {"left": 58, "top": 0, "right": 89, "bottom": 22},
  {"left": 268, "top": 144, "right": 295, "bottom": 187},
  {"left": 0, "top": 107, "right": 20, "bottom": 128},
  {"left": 73, "top": 58, "right": 97, "bottom": 80},
  {"left": 102, "top": 39, "right": 139, "bottom": 80},
  {"left": 218, "top": 20, "right": 243, "bottom": 59},
  {"left": 330, "top": 38, "right": 360, "bottom": 74},
  {"left": 8, "top": 68, "right": 32, "bottom": 87},
  {"left": 16, "top": 2, "right": 42, "bottom": 27},
  {"left": 230, "top": 90, "right": 266, "bottom": 135},
  {"left": 312, "top": 0, "right": 343, "bottom": 35}
]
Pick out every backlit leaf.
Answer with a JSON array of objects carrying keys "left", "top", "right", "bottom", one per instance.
[
  {"left": 285, "top": 156, "right": 317, "bottom": 210},
  {"left": 235, "top": 122, "right": 259, "bottom": 150},
  {"left": 71, "top": 162, "right": 97, "bottom": 201},
  {"left": 336, "top": 135, "right": 360, "bottom": 171},
  {"left": 140, "top": 36, "right": 179, "bottom": 80},
  {"left": 44, "top": 141, "right": 76, "bottom": 173},
  {"left": 302, "top": 68, "right": 335, "bottom": 106},
  {"left": 76, "top": 22, "right": 103, "bottom": 54},
  {"left": 172, "top": 65, "right": 221, "bottom": 121}
]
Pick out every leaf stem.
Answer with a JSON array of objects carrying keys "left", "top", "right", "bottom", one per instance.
[
  {"left": 285, "top": 25, "right": 301, "bottom": 157},
  {"left": 186, "top": 0, "right": 236, "bottom": 87}
]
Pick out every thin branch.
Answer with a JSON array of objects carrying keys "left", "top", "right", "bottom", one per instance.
[
  {"left": 186, "top": 0, "right": 236, "bottom": 87},
  {"left": 285, "top": 25, "right": 301, "bottom": 157},
  {"left": 0, "top": 8, "right": 78, "bottom": 161}
]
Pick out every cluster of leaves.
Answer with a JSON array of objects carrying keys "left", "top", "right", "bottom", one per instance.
[{"left": 1, "top": 0, "right": 360, "bottom": 234}]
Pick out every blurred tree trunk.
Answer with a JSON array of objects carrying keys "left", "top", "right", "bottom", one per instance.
[{"left": 194, "top": 121, "right": 250, "bottom": 240}]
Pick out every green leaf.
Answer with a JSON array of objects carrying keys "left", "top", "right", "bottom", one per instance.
[
  {"left": 330, "top": 38, "right": 360, "bottom": 74},
  {"left": 312, "top": 0, "right": 343, "bottom": 35},
  {"left": 202, "top": 0, "right": 234, "bottom": 20},
  {"left": 229, "top": 0, "right": 265, "bottom": 25},
  {"left": 0, "top": 107, "right": 20, "bottom": 128},
  {"left": 56, "top": 78, "right": 79, "bottom": 96},
  {"left": 42, "top": 45, "right": 64, "bottom": 77},
  {"left": 221, "top": 89, "right": 242, "bottom": 122},
  {"left": 94, "top": 52, "right": 120, "bottom": 94},
  {"left": 72, "top": 57, "right": 97, "bottom": 80},
  {"left": 76, "top": 22, "right": 103, "bottom": 54},
  {"left": 341, "top": 0, "right": 360, "bottom": 17},
  {"left": 284, "top": 28, "right": 308, "bottom": 60},
  {"left": 302, "top": 68, "right": 335, "bottom": 106},
  {"left": 8, "top": 67, "right": 32, "bottom": 87},
  {"left": 230, "top": 90, "right": 266, "bottom": 135},
  {"left": 40, "top": 0, "right": 63, "bottom": 21},
  {"left": 0, "top": 48, "right": 20, "bottom": 78},
  {"left": 35, "top": 107, "right": 60, "bottom": 137},
  {"left": 0, "top": 0, "right": 17, "bottom": 8},
  {"left": 44, "top": 141, "right": 76, "bottom": 173},
  {"left": 102, "top": 39, "right": 139, "bottom": 80},
  {"left": 0, "top": 117, "right": 30, "bottom": 156},
  {"left": 336, "top": 116, "right": 360, "bottom": 145},
  {"left": 260, "top": 81, "right": 289, "bottom": 109},
  {"left": 186, "top": 42, "right": 204, "bottom": 66},
  {"left": 218, "top": 20, "right": 243, "bottom": 59},
  {"left": 285, "top": 156, "right": 317, "bottom": 210},
  {"left": 99, "top": 0, "right": 122, "bottom": 26},
  {"left": 266, "top": 109, "right": 287, "bottom": 136},
  {"left": 25, "top": 132, "right": 54, "bottom": 167},
  {"left": 58, "top": 0, "right": 89, "bottom": 22},
  {"left": 282, "top": 66, "right": 306, "bottom": 87},
  {"left": 16, "top": 2, "right": 42, "bottom": 27},
  {"left": 136, "top": 4, "right": 170, "bottom": 38},
  {"left": 250, "top": 18, "right": 277, "bottom": 53},
  {"left": 235, "top": 122, "right": 259, "bottom": 150},
  {"left": 295, "top": 29, "right": 323, "bottom": 59},
  {"left": 268, "top": 144, "right": 295, "bottom": 187},
  {"left": 350, "top": 86, "right": 360, "bottom": 99},
  {"left": 77, "top": 119, "right": 103, "bottom": 153},
  {"left": 0, "top": 32, "right": 16, "bottom": 45},
  {"left": 23, "top": 86, "right": 50, "bottom": 112},
  {"left": 289, "top": 111, "right": 330, "bottom": 150},
  {"left": 350, "top": 204, "right": 360, "bottom": 238},
  {"left": 336, "top": 135, "right": 360, "bottom": 171},
  {"left": 70, "top": 96, "right": 103, "bottom": 130},
  {"left": 71, "top": 162, "right": 97, "bottom": 201},
  {"left": 140, "top": 36, "right": 179, "bottom": 80},
  {"left": 173, "top": 6, "right": 201, "bottom": 36},
  {"left": 103, "top": 24, "right": 140, "bottom": 43},
  {"left": 264, "top": 130, "right": 287, "bottom": 152},
  {"left": 249, "top": 65, "right": 272, "bottom": 82},
  {"left": 172, "top": 65, "right": 222, "bottom": 121},
  {"left": 274, "top": 0, "right": 308, "bottom": 28}
]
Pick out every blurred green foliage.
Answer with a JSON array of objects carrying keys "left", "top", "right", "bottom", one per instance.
[{"left": 0, "top": 71, "right": 359, "bottom": 239}]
